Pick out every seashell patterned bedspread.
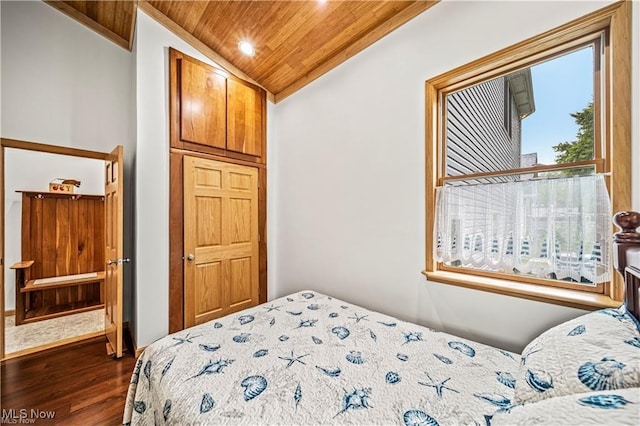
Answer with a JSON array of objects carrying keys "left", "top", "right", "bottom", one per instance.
[{"left": 123, "top": 291, "right": 519, "bottom": 425}]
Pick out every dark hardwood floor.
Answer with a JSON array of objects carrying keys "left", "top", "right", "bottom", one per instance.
[{"left": 1, "top": 336, "right": 135, "bottom": 425}]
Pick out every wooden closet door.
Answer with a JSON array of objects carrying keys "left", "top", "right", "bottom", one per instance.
[{"left": 183, "top": 156, "right": 259, "bottom": 327}]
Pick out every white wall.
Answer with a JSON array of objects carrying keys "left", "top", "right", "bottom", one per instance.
[
  {"left": 272, "top": 0, "right": 637, "bottom": 353},
  {"left": 135, "top": 10, "right": 277, "bottom": 347},
  {"left": 3, "top": 0, "right": 635, "bottom": 353},
  {"left": 0, "top": 1, "right": 136, "bottom": 321},
  {"left": 3, "top": 149, "right": 104, "bottom": 310}
]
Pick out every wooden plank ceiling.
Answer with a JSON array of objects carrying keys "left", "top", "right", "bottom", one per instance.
[
  {"left": 44, "top": 1, "right": 136, "bottom": 50},
  {"left": 45, "top": 0, "right": 438, "bottom": 102}
]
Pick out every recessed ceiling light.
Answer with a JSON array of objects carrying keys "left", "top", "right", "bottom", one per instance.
[{"left": 238, "top": 41, "right": 255, "bottom": 57}]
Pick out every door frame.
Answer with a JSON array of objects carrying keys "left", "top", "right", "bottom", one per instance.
[
  {"left": 169, "top": 148, "right": 267, "bottom": 333},
  {"left": 0, "top": 138, "right": 118, "bottom": 360}
]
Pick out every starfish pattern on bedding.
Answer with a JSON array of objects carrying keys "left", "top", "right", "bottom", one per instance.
[
  {"left": 418, "top": 374, "right": 459, "bottom": 398},
  {"left": 172, "top": 333, "right": 200, "bottom": 346},
  {"left": 264, "top": 305, "right": 282, "bottom": 312},
  {"left": 278, "top": 351, "right": 309, "bottom": 368},
  {"left": 348, "top": 313, "right": 370, "bottom": 323}
]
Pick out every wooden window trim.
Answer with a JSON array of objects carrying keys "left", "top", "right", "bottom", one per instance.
[{"left": 424, "top": 1, "right": 632, "bottom": 309}]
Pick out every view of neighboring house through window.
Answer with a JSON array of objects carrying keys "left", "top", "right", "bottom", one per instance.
[{"left": 433, "top": 39, "right": 612, "bottom": 292}]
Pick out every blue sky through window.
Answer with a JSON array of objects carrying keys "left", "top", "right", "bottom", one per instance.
[{"left": 521, "top": 46, "right": 594, "bottom": 165}]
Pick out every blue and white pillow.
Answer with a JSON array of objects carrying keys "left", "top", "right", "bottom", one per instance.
[
  {"left": 492, "top": 387, "right": 640, "bottom": 425},
  {"left": 514, "top": 305, "right": 640, "bottom": 404}
]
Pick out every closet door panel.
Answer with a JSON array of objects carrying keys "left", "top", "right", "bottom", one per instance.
[
  {"left": 228, "top": 256, "right": 253, "bottom": 312},
  {"left": 194, "top": 261, "right": 225, "bottom": 324}
]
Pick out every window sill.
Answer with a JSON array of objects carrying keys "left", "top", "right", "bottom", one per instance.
[{"left": 422, "top": 270, "right": 622, "bottom": 311}]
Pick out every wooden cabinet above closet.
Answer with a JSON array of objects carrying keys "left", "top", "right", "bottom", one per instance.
[
  {"left": 227, "top": 79, "right": 264, "bottom": 157},
  {"left": 179, "top": 55, "right": 227, "bottom": 150},
  {"left": 170, "top": 48, "right": 266, "bottom": 164}
]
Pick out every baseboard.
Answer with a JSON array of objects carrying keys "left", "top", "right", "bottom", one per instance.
[
  {"left": 135, "top": 346, "right": 146, "bottom": 358},
  {"left": 123, "top": 321, "right": 145, "bottom": 358},
  {"left": 4, "top": 309, "right": 15, "bottom": 317}
]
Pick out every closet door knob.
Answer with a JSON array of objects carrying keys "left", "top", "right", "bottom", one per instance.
[{"left": 187, "top": 254, "right": 195, "bottom": 261}]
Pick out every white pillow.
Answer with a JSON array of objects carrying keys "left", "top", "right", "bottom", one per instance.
[
  {"left": 514, "top": 305, "right": 640, "bottom": 404},
  {"left": 492, "top": 387, "right": 640, "bottom": 425}
]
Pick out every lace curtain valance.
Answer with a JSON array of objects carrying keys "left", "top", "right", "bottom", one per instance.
[{"left": 433, "top": 175, "right": 611, "bottom": 284}]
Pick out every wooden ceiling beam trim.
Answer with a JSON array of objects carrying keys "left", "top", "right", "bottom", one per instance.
[
  {"left": 43, "top": 1, "right": 134, "bottom": 51},
  {"left": 274, "top": 0, "right": 439, "bottom": 102},
  {"left": 125, "top": 1, "right": 137, "bottom": 51},
  {"left": 138, "top": 0, "right": 275, "bottom": 103}
]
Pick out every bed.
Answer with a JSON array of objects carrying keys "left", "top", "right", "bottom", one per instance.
[{"left": 124, "top": 212, "right": 640, "bottom": 425}]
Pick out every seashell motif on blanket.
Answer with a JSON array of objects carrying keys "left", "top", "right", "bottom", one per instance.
[
  {"left": 396, "top": 353, "right": 409, "bottom": 362},
  {"left": 199, "top": 343, "right": 220, "bottom": 352},
  {"left": 294, "top": 383, "right": 302, "bottom": 410},
  {"left": 578, "top": 357, "right": 626, "bottom": 391},
  {"left": 346, "top": 350, "right": 365, "bottom": 365},
  {"left": 238, "top": 315, "right": 255, "bottom": 325},
  {"left": 495, "top": 371, "right": 516, "bottom": 389},
  {"left": 253, "top": 349, "right": 268, "bottom": 357},
  {"left": 316, "top": 366, "right": 341, "bottom": 377},
  {"left": 624, "top": 337, "right": 640, "bottom": 349},
  {"left": 331, "top": 326, "right": 350, "bottom": 340},
  {"left": 134, "top": 400, "right": 146, "bottom": 414},
  {"left": 403, "top": 409, "right": 439, "bottom": 426},
  {"left": 525, "top": 369, "right": 554, "bottom": 393},
  {"left": 386, "top": 371, "right": 401, "bottom": 384},
  {"left": 241, "top": 375, "right": 268, "bottom": 401},
  {"left": 336, "top": 387, "right": 372, "bottom": 416},
  {"left": 200, "top": 393, "right": 215, "bottom": 413},
  {"left": 568, "top": 325, "right": 586, "bottom": 336},
  {"left": 448, "top": 341, "right": 475, "bottom": 357},
  {"left": 163, "top": 400, "right": 172, "bottom": 421},
  {"left": 577, "top": 393, "right": 631, "bottom": 409},
  {"left": 232, "top": 333, "right": 251, "bottom": 343},
  {"left": 473, "top": 392, "right": 511, "bottom": 409},
  {"left": 433, "top": 354, "right": 453, "bottom": 365}
]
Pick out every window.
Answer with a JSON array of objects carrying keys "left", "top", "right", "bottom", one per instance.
[{"left": 424, "top": 2, "right": 631, "bottom": 308}]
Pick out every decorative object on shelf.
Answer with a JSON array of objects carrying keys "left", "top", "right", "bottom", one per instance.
[{"left": 49, "top": 178, "right": 81, "bottom": 193}]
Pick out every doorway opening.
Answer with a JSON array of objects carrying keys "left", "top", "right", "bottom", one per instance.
[{"left": 1, "top": 138, "right": 124, "bottom": 360}]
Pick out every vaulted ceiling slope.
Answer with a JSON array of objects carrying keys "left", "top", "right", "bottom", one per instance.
[
  {"left": 44, "top": 1, "right": 136, "bottom": 50},
  {"left": 45, "top": 1, "right": 438, "bottom": 102}
]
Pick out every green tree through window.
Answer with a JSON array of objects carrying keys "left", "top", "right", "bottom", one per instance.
[{"left": 553, "top": 102, "right": 594, "bottom": 176}]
